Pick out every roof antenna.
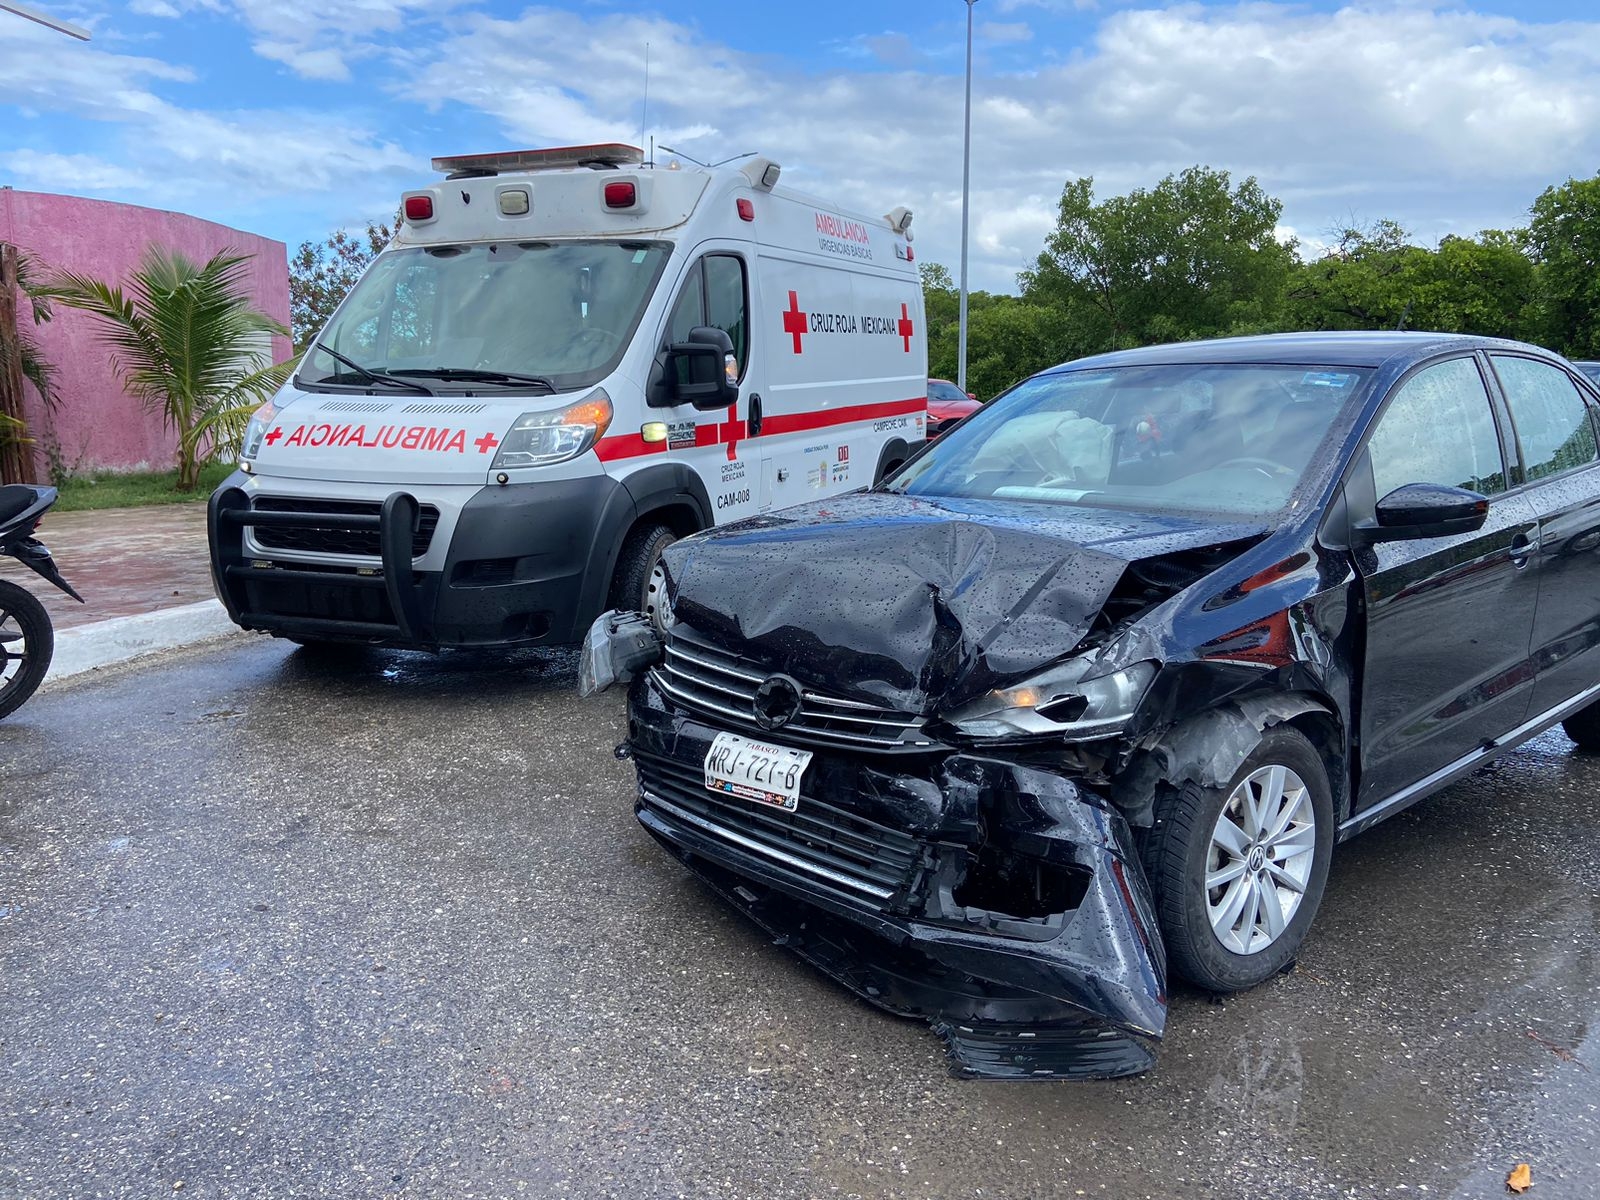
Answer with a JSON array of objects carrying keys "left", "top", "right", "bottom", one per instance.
[
  {"left": 661, "top": 145, "right": 708, "bottom": 167},
  {"left": 639, "top": 41, "right": 650, "bottom": 164}
]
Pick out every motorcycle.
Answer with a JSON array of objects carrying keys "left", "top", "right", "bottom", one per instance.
[{"left": 0, "top": 484, "right": 83, "bottom": 720}]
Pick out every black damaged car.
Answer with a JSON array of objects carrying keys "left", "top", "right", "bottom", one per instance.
[{"left": 582, "top": 331, "right": 1600, "bottom": 1079}]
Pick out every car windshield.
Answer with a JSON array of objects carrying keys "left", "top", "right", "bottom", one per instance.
[
  {"left": 891, "top": 363, "right": 1371, "bottom": 517},
  {"left": 1576, "top": 362, "right": 1600, "bottom": 385},
  {"left": 301, "top": 240, "right": 672, "bottom": 393},
  {"left": 929, "top": 381, "right": 970, "bottom": 402}
]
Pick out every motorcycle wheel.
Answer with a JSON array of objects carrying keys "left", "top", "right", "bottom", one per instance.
[{"left": 0, "top": 579, "right": 53, "bottom": 721}]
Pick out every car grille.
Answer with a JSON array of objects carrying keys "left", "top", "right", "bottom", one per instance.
[
  {"left": 651, "top": 631, "right": 936, "bottom": 751},
  {"left": 251, "top": 497, "right": 440, "bottom": 559},
  {"left": 633, "top": 746, "right": 923, "bottom": 903}
]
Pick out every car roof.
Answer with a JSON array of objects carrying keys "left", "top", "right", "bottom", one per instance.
[{"left": 1045, "top": 331, "right": 1550, "bottom": 373}]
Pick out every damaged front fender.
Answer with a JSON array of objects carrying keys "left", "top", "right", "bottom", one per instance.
[{"left": 628, "top": 683, "right": 1168, "bottom": 1079}]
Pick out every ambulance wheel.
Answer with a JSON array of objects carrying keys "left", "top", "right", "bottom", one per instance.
[{"left": 611, "top": 523, "right": 677, "bottom": 624}]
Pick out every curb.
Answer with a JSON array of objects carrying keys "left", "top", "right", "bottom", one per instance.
[{"left": 42, "top": 599, "right": 243, "bottom": 686}]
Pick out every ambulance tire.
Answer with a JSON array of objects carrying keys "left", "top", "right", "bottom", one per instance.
[{"left": 611, "top": 522, "right": 677, "bottom": 622}]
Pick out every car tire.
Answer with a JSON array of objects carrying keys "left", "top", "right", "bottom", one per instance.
[
  {"left": 610, "top": 522, "right": 677, "bottom": 625},
  {"left": 0, "top": 579, "right": 54, "bottom": 721},
  {"left": 1140, "top": 726, "right": 1334, "bottom": 993},
  {"left": 1561, "top": 700, "right": 1600, "bottom": 751}
]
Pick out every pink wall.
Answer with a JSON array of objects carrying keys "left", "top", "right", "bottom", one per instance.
[{"left": 0, "top": 188, "right": 292, "bottom": 479}]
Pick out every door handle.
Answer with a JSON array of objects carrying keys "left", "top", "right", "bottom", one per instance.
[
  {"left": 1510, "top": 529, "right": 1540, "bottom": 566},
  {"left": 747, "top": 393, "right": 763, "bottom": 438}
]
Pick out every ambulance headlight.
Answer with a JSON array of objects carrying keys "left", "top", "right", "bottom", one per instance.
[
  {"left": 241, "top": 398, "right": 277, "bottom": 461},
  {"left": 493, "top": 389, "right": 614, "bottom": 469}
]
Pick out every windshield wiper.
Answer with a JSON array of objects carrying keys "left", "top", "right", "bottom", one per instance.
[
  {"left": 389, "top": 367, "right": 558, "bottom": 392},
  {"left": 312, "top": 344, "right": 436, "bottom": 396}
]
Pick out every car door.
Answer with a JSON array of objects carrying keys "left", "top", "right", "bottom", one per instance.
[
  {"left": 1350, "top": 354, "right": 1541, "bottom": 808},
  {"left": 1483, "top": 352, "right": 1600, "bottom": 719},
  {"left": 657, "top": 250, "right": 759, "bottom": 522}
]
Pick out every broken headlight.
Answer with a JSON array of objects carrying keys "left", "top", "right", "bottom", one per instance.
[{"left": 947, "top": 658, "right": 1157, "bottom": 741}]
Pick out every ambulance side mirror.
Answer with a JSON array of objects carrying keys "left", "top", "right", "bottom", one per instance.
[{"left": 668, "top": 325, "right": 739, "bottom": 410}]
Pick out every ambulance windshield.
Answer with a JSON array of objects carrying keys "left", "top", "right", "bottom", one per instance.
[{"left": 301, "top": 240, "right": 672, "bottom": 393}]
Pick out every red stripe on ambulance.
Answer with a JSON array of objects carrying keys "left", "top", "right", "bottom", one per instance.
[{"left": 592, "top": 397, "right": 925, "bottom": 463}]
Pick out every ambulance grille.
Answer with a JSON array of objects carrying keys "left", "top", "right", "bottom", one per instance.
[
  {"left": 651, "top": 630, "right": 935, "bottom": 753},
  {"left": 316, "top": 400, "right": 394, "bottom": 414},
  {"left": 402, "top": 402, "right": 489, "bottom": 415},
  {"left": 250, "top": 497, "right": 440, "bottom": 559}
]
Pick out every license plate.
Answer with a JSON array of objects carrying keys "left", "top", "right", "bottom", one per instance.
[{"left": 703, "top": 731, "right": 813, "bottom": 812}]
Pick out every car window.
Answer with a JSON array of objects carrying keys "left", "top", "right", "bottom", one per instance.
[
  {"left": 665, "top": 263, "right": 705, "bottom": 346},
  {"left": 704, "top": 255, "right": 749, "bottom": 374},
  {"left": 1367, "top": 358, "right": 1505, "bottom": 498},
  {"left": 891, "top": 363, "right": 1368, "bottom": 517},
  {"left": 929, "top": 381, "right": 968, "bottom": 402},
  {"left": 1490, "top": 355, "right": 1599, "bottom": 482}
]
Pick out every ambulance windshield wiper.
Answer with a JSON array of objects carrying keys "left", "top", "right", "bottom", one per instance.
[
  {"left": 389, "top": 367, "right": 559, "bottom": 392},
  {"left": 314, "top": 344, "right": 436, "bottom": 396}
]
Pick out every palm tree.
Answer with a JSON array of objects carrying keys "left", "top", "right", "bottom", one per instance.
[
  {"left": 0, "top": 245, "right": 59, "bottom": 483},
  {"left": 44, "top": 247, "right": 294, "bottom": 490}
]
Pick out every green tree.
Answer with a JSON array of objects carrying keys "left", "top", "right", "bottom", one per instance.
[
  {"left": 1526, "top": 174, "right": 1600, "bottom": 357},
  {"left": 288, "top": 222, "right": 392, "bottom": 350},
  {"left": 1020, "top": 168, "right": 1296, "bottom": 352},
  {"left": 44, "top": 248, "right": 294, "bottom": 490},
  {"left": 1283, "top": 221, "right": 1534, "bottom": 339}
]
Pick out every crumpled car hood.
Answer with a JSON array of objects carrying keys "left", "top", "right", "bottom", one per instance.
[{"left": 663, "top": 491, "right": 1267, "bottom": 713}]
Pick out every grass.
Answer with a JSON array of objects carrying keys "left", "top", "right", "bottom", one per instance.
[{"left": 53, "top": 461, "right": 236, "bottom": 512}]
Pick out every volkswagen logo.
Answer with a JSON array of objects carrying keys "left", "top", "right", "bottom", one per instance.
[{"left": 752, "top": 674, "right": 805, "bottom": 731}]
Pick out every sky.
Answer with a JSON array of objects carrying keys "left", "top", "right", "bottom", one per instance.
[{"left": 3, "top": 0, "right": 1600, "bottom": 293}]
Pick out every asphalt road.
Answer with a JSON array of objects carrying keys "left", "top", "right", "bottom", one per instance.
[{"left": 2, "top": 638, "right": 1597, "bottom": 1199}]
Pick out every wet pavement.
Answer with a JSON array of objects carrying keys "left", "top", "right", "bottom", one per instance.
[
  {"left": 1, "top": 638, "right": 1597, "bottom": 1199},
  {"left": 0, "top": 504, "right": 212, "bottom": 630}
]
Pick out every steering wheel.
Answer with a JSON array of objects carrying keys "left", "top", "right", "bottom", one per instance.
[{"left": 1215, "top": 456, "right": 1292, "bottom": 479}]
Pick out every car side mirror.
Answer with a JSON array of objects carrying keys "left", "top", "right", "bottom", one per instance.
[
  {"left": 668, "top": 325, "right": 739, "bottom": 410},
  {"left": 1355, "top": 483, "right": 1489, "bottom": 544}
]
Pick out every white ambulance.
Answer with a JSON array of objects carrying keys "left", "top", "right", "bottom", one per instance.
[{"left": 209, "top": 145, "right": 928, "bottom": 650}]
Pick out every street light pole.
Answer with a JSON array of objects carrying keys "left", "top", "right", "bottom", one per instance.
[
  {"left": 957, "top": 0, "right": 976, "bottom": 394},
  {"left": 0, "top": 1, "right": 90, "bottom": 39}
]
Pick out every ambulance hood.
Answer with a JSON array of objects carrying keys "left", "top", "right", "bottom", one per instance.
[{"left": 248, "top": 385, "right": 551, "bottom": 486}]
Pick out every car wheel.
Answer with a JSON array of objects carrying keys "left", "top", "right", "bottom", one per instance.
[
  {"left": 1561, "top": 700, "right": 1600, "bottom": 751},
  {"left": 610, "top": 522, "right": 677, "bottom": 626},
  {"left": 1141, "top": 726, "right": 1334, "bottom": 992},
  {"left": 0, "top": 579, "right": 54, "bottom": 721}
]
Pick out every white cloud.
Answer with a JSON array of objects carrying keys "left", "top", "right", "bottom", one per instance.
[
  {"left": 10, "top": 2, "right": 1600, "bottom": 291},
  {"left": 404, "top": 3, "right": 1600, "bottom": 291},
  {"left": 1, "top": 150, "right": 154, "bottom": 192},
  {"left": 979, "top": 21, "right": 1033, "bottom": 44},
  {"left": 129, "top": 0, "right": 462, "bottom": 80},
  {"left": 0, "top": 17, "right": 416, "bottom": 215}
]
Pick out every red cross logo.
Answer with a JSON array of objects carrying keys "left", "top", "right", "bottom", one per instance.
[
  {"left": 475, "top": 431, "right": 500, "bottom": 454},
  {"left": 782, "top": 291, "right": 807, "bottom": 354},
  {"left": 264, "top": 426, "right": 284, "bottom": 445},
  {"left": 720, "top": 405, "right": 745, "bottom": 461},
  {"left": 898, "top": 303, "right": 915, "bottom": 353}
]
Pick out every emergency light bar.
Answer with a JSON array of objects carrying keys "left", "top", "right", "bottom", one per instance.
[{"left": 432, "top": 144, "right": 645, "bottom": 177}]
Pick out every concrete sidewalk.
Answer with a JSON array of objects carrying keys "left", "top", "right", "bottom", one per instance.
[{"left": 0, "top": 502, "right": 242, "bottom": 682}]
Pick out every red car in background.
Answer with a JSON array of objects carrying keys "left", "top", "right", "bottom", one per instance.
[{"left": 927, "top": 378, "right": 981, "bottom": 439}]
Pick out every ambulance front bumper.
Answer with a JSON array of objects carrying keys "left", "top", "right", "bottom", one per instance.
[{"left": 208, "top": 470, "right": 633, "bottom": 649}]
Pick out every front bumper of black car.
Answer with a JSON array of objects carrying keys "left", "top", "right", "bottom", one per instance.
[{"left": 625, "top": 669, "right": 1169, "bottom": 1080}]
